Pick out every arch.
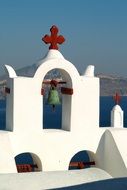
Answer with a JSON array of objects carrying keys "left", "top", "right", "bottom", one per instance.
[
  {"left": 43, "top": 69, "right": 62, "bottom": 129},
  {"left": 15, "top": 152, "right": 42, "bottom": 173},
  {"left": 33, "top": 53, "right": 80, "bottom": 131},
  {"left": 42, "top": 68, "right": 72, "bottom": 130},
  {"left": 34, "top": 58, "right": 80, "bottom": 86},
  {"left": 38, "top": 59, "right": 77, "bottom": 131},
  {"left": 68, "top": 150, "right": 96, "bottom": 170}
]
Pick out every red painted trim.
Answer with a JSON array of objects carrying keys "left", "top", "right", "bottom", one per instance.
[
  {"left": 5, "top": 87, "right": 10, "bottom": 94},
  {"left": 61, "top": 87, "right": 73, "bottom": 95},
  {"left": 69, "top": 161, "right": 95, "bottom": 169},
  {"left": 41, "top": 88, "right": 45, "bottom": 95},
  {"left": 16, "top": 164, "right": 38, "bottom": 173},
  {"left": 70, "top": 161, "right": 95, "bottom": 166}
]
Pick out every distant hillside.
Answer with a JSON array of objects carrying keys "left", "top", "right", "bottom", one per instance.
[
  {"left": 0, "top": 64, "right": 127, "bottom": 98},
  {"left": 97, "top": 74, "right": 127, "bottom": 96}
]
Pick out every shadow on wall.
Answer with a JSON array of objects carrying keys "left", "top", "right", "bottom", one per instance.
[{"left": 96, "top": 130, "right": 127, "bottom": 177}]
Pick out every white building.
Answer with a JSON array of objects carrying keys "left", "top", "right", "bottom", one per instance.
[{"left": 0, "top": 26, "right": 127, "bottom": 178}]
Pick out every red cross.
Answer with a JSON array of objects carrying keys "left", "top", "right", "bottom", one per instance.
[
  {"left": 42, "top": 25, "right": 65, "bottom": 50},
  {"left": 113, "top": 92, "right": 121, "bottom": 104}
]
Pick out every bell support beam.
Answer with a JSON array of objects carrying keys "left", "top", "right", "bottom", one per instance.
[
  {"left": 61, "top": 87, "right": 73, "bottom": 95},
  {"left": 41, "top": 88, "right": 45, "bottom": 95}
]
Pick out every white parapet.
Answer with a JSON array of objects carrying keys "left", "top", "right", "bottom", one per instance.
[
  {"left": 111, "top": 105, "right": 123, "bottom": 128},
  {"left": 83, "top": 65, "right": 95, "bottom": 77},
  {"left": 5, "top": 65, "right": 17, "bottom": 78}
]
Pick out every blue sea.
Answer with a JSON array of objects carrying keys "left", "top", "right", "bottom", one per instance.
[
  {"left": 0, "top": 96, "right": 127, "bottom": 130},
  {"left": 100, "top": 96, "right": 127, "bottom": 127}
]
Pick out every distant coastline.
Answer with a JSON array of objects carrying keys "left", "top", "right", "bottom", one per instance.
[{"left": 97, "top": 74, "right": 127, "bottom": 96}]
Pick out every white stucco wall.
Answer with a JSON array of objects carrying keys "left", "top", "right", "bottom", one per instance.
[
  {"left": 0, "top": 49, "right": 127, "bottom": 177},
  {"left": 111, "top": 105, "right": 123, "bottom": 128},
  {"left": 0, "top": 132, "right": 17, "bottom": 173},
  {"left": 96, "top": 129, "right": 127, "bottom": 177},
  {"left": 0, "top": 49, "right": 100, "bottom": 173}
]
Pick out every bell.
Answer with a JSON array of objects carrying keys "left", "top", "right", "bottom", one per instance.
[{"left": 48, "top": 87, "right": 60, "bottom": 111}]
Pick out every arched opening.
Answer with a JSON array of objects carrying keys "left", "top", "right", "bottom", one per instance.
[
  {"left": 42, "top": 68, "right": 73, "bottom": 131},
  {"left": 69, "top": 150, "right": 95, "bottom": 170},
  {"left": 15, "top": 152, "right": 42, "bottom": 173}
]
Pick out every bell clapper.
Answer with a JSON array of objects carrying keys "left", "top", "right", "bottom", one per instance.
[{"left": 52, "top": 104, "right": 55, "bottom": 112}]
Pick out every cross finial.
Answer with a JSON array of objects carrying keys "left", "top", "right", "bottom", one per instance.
[
  {"left": 113, "top": 92, "right": 121, "bottom": 104},
  {"left": 42, "top": 25, "right": 65, "bottom": 50}
]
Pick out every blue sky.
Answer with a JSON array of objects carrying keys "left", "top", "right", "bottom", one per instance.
[{"left": 0, "top": 0, "right": 127, "bottom": 77}]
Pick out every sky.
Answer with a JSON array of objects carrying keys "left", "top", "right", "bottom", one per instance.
[{"left": 0, "top": 0, "right": 127, "bottom": 77}]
